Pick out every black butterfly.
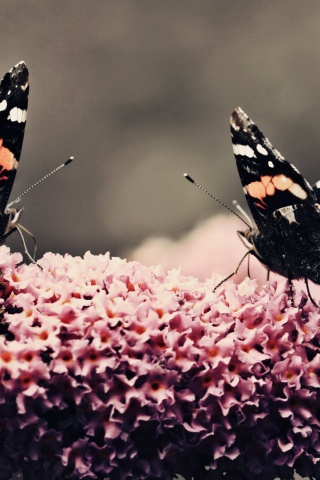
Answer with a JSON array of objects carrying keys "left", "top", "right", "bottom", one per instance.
[
  {"left": 0, "top": 61, "right": 28, "bottom": 244},
  {"left": 226, "top": 107, "right": 320, "bottom": 304}
]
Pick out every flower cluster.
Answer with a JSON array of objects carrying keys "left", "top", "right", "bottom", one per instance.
[{"left": 0, "top": 246, "right": 319, "bottom": 479}]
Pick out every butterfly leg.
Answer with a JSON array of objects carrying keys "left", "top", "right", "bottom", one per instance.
[
  {"left": 2, "top": 225, "right": 37, "bottom": 264},
  {"left": 1, "top": 226, "right": 17, "bottom": 245},
  {"left": 288, "top": 278, "right": 295, "bottom": 307},
  {"left": 213, "top": 250, "right": 251, "bottom": 292},
  {"left": 246, "top": 253, "right": 251, "bottom": 279},
  {"left": 16, "top": 226, "right": 37, "bottom": 263},
  {"left": 305, "top": 278, "right": 318, "bottom": 307}
]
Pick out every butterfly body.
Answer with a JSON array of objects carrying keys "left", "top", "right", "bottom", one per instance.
[
  {"left": 231, "top": 107, "right": 320, "bottom": 286},
  {"left": 0, "top": 61, "right": 28, "bottom": 241}
]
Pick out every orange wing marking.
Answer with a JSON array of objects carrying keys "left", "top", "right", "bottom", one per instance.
[
  {"left": 244, "top": 174, "right": 308, "bottom": 209},
  {"left": 0, "top": 138, "right": 18, "bottom": 176}
]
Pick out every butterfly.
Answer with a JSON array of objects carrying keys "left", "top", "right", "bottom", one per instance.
[
  {"left": 227, "top": 107, "right": 320, "bottom": 304},
  {"left": 0, "top": 61, "right": 29, "bottom": 245}
]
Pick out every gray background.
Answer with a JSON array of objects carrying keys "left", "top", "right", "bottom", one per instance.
[{"left": 2, "top": 1, "right": 320, "bottom": 261}]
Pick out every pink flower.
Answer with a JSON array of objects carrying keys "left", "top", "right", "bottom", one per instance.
[
  {"left": 129, "top": 214, "right": 267, "bottom": 284},
  {"left": 0, "top": 245, "right": 319, "bottom": 479}
]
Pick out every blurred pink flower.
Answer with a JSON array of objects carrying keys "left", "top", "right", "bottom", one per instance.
[
  {"left": 130, "top": 214, "right": 320, "bottom": 300},
  {"left": 129, "top": 215, "right": 267, "bottom": 283},
  {"left": 0, "top": 245, "right": 319, "bottom": 479}
]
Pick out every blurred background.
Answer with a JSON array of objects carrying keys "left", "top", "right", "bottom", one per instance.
[{"left": 2, "top": 1, "right": 320, "bottom": 273}]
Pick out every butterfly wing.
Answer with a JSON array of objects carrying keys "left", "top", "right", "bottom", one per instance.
[
  {"left": 0, "top": 61, "right": 29, "bottom": 212},
  {"left": 312, "top": 180, "right": 320, "bottom": 203},
  {"left": 230, "top": 107, "right": 314, "bottom": 230},
  {"left": 263, "top": 202, "right": 320, "bottom": 284}
]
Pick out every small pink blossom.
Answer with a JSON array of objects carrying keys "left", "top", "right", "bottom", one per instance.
[{"left": 0, "top": 245, "right": 319, "bottom": 479}]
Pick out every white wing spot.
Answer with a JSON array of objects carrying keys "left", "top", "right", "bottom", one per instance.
[
  {"left": 245, "top": 145, "right": 256, "bottom": 158},
  {"left": 0, "top": 99, "right": 7, "bottom": 112},
  {"left": 289, "top": 183, "right": 308, "bottom": 200},
  {"left": 268, "top": 161, "right": 274, "bottom": 168},
  {"left": 8, "top": 107, "right": 27, "bottom": 123},
  {"left": 21, "top": 81, "right": 29, "bottom": 92},
  {"left": 276, "top": 206, "right": 298, "bottom": 224},
  {"left": 233, "top": 144, "right": 256, "bottom": 158},
  {"left": 285, "top": 211, "right": 297, "bottom": 224},
  {"left": 256, "top": 144, "right": 268, "bottom": 156},
  {"left": 279, "top": 206, "right": 298, "bottom": 223}
]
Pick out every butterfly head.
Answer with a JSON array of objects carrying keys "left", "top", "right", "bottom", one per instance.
[{"left": 0, "top": 207, "right": 23, "bottom": 243}]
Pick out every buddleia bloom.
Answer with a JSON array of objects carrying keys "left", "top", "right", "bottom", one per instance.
[{"left": 0, "top": 245, "right": 319, "bottom": 480}]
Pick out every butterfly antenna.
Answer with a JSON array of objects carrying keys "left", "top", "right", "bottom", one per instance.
[
  {"left": 8, "top": 156, "right": 74, "bottom": 207},
  {"left": 184, "top": 173, "right": 251, "bottom": 228},
  {"left": 232, "top": 200, "right": 253, "bottom": 228}
]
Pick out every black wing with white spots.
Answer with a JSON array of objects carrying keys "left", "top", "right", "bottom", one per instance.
[
  {"left": 230, "top": 107, "right": 314, "bottom": 230},
  {"left": 0, "top": 61, "right": 28, "bottom": 213}
]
